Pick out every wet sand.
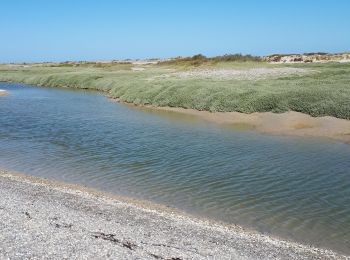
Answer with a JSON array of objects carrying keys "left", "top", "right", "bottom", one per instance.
[
  {"left": 0, "top": 170, "right": 347, "bottom": 259},
  {"left": 0, "top": 89, "right": 8, "bottom": 96},
  {"left": 122, "top": 102, "right": 350, "bottom": 143}
]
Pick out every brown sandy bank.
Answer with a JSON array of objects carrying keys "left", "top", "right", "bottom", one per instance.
[
  {"left": 121, "top": 102, "right": 350, "bottom": 143},
  {"left": 0, "top": 169, "right": 347, "bottom": 259},
  {"left": 0, "top": 89, "right": 8, "bottom": 96}
]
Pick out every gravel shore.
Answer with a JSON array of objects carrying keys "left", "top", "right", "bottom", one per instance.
[{"left": 0, "top": 170, "right": 347, "bottom": 259}]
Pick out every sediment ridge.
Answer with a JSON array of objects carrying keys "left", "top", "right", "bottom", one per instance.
[
  {"left": 0, "top": 89, "right": 8, "bottom": 96},
  {"left": 121, "top": 102, "right": 350, "bottom": 143}
]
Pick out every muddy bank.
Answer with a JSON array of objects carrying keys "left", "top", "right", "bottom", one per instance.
[
  {"left": 0, "top": 89, "right": 8, "bottom": 96},
  {"left": 122, "top": 102, "right": 350, "bottom": 143},
  {"left": 0, "top": 170, "right": 347, "bottom": 259}
]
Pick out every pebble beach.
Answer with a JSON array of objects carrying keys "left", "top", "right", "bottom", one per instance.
[{"left": 0, "top": 170, "right": 347, "bottom": 259}]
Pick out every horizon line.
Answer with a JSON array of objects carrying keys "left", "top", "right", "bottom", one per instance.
[{"left": 2, "top": 51, "right": 350, "bottom": 65}]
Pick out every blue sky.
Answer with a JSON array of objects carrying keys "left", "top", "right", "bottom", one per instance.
[{"left": 1, "top": 0, "right": 349, "bottom": 62}]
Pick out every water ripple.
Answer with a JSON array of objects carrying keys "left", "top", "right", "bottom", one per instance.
[{"left": 1, "top": 83, "right": 350, "bottom": 253}]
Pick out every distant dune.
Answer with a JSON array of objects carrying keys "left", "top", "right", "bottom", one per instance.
[{"left": 264, "top": 52, "right": 350, "bottom": 63}]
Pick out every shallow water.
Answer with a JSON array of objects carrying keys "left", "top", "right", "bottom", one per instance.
[{"left": 1, "top": 83, "right": 350, "bottom": 254}]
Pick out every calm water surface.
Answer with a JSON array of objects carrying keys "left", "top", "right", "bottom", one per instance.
[{"left": 1, "top": 83, "right": 350, "bottom": 254}]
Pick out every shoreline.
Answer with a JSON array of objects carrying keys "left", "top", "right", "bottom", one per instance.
[
  {"left": 2, "top": 78, "right": 350, "bottom": 143},
  {"left": 0, "top": 89, "right": 8, "bottom": 96},
  {"left": 3, "top": 79, "right": 350, "bottom": 143},
  {"left": 0, "top": 169, "right": 347, "bottom": 259},
  {"left": 116, "top": 100, "right": 350, "bottom": 143}
]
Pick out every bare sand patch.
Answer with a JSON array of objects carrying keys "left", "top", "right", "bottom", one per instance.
[
  {"left": 173, "top": 67, "right": 311, "bottom": 80},
  {"left": 124, "top": 103, "right": 350, "bottom": 143},
  {"left": 0, "top": 89, "right": 8, "bottom": 96},
  {"left": 131, "top": 67, "right": 145, "bottom": 71}
]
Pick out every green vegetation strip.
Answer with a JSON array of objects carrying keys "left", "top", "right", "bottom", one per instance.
[{"left": 0, "top": 60, "right": 350, "bottom": 119}]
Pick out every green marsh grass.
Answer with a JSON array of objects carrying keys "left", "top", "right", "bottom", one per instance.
[{"left": 1, "top": 61, "right": 350, "bottom": 119}]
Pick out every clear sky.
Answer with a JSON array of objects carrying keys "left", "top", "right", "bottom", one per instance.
[{"left": 1, "top": 0, "right": 350, "bottom": 62}]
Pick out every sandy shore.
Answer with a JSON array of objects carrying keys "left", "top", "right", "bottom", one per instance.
[
  {"left": 0, "top": 170, "right": 347, "bottom": 259},
  {"left": 122, "top": 102, "right": 350, "bottom": 143},
  {"left": 0, "top": 89, "right": 8, "bottom": 96}
]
